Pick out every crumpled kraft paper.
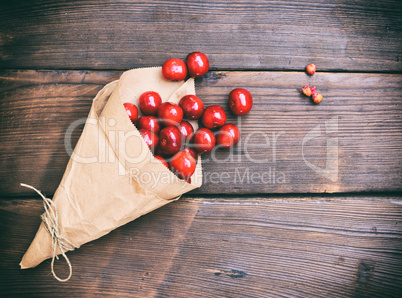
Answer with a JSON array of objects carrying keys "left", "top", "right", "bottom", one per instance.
[{"left": 20, "top": 67, "right": 202, "bottom": 269}]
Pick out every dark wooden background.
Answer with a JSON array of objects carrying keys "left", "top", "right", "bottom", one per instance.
[{"left": 1, "top": 0, "right": 401, "bottom": 296}]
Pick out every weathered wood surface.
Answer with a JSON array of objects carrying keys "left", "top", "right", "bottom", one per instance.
[
  {"left": 1, "top": 0, "right": 401, "bottom": 296},
  {"left": 0, "top": 196, "right": 401, "bottom": 297},
  {"left": 1, "top": 70, "right": 401, "bottom": 197},
  {"left": 0, "top": 0, "right": 401, "bottom": 71}
]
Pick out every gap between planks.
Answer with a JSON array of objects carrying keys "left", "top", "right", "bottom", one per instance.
[{"left": 2, "top": 68, "right": 402, "bottom": 75}]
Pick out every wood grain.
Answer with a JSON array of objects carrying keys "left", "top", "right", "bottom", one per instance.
[
  {"left": 0, "top": 0, "right": 401, "bottom": 71},
  {"left": 1, "top": 70, "right": 401, "bottom": 197},
  {"left": 0, "top": 196, "right": 401, "bottom": 296}
]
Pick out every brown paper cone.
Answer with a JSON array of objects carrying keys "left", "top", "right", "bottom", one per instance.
[{"left": 20, "top": 67, "right": 202, "bottom": 270}]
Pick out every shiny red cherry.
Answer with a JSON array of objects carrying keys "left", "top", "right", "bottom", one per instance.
[
  {"left": 139, "top": 91, "right": 162, "bottom": 116},
  {"left": 162, "top": 59, "right": 187, "bottom": 81},
  {"left": 154, "top": 155, "right": 169, "bottom": 168},
  {"left": 192, "top": 128, "right": 216, "bottom": 154},
  {"left": 139, "top": 129, "right": 159, "bottom": 152},
  {"left": 201, "top": 105, "right": 227, "bottom": 129},
  {"left": 123, "top": 102, "right": 138, "bottom": 124},
  {"left": 155, "top": 145, "right": 170, "bottom": 158},
  {"left": 158, "top": 102, "right": 183, "bottom": 126},
  {"left": 228, "top": 88, "right": 253, "bottom": 116},
  {"left": 178, "top": 121, "right": 194, "bottom": 142},
  {"left": 216, "top": 123, "right": 240, "bottom": 149},
  {"left": 179, "top": 94, "right": 204, "bottom": 120},
  {"left": 183, "top": 147, "right": 198, "bottom": 161},
  {"left": 186, "top": 52, "right": 210, "bottom": 78},
  {"left": 136, "top": 116, "right": 160, "bottom": 134},
  {"left": 159, "top": 126, "right": 183, "bottom": 155},
  {"left": 169, "top": 150, "right": 196, "bottom": 180}
]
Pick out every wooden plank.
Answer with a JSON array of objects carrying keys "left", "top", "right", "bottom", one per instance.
[
  {"left": 0, "top": 196, "right": 401, "bottom": 296},
  {"left": 0, "top": 0, "right": 401, "bottom": 71},
  {"left": 1, "top": 70, "right": 401, "bottom": 196}
]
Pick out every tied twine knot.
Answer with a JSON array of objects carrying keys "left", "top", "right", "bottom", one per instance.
[{"left": 21, "top": 183, "right": 78, "bottom": 282}]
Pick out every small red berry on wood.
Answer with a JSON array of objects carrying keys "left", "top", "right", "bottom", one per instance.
[{"left": 306, "top": 64, "right": 317, "bottom": 75}]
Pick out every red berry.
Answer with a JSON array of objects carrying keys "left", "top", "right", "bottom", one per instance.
[
  {"left": 183, "top": 147, "right": 198, "bottom": 161},
  {"left": 158, "top": 102, "right": 183, "bottom": 126},
  {"left": 216, "top": 123, "right": 240, "bottom": 149},
  {"left": 162, "top": 59, "right": 187, "bottom": 81},
  {"left": 123, "top": 102, "right": 138, "bottom": 123},
  {"left": 155, "top": 145, "right": 169, "bottom": 158},
  {"left": 154, "top": 155, "right": 169, "bottom": 168},
  {"left": 186, "top": 52, "right": 210, "bottom": 78},
  {"left": 159, "top": 126, "right": 183, "bottom": 155},
  {"left": 312, "top": 93, "right": 323, "bottom": 104},
  {"left": 306, "top": 64, "right": 317, "bottom": 75},
  {"left": 169, "top": 150, "right": 196, "bottom": 180},
  {"left": 192, "top": 128, "right": 216, "bottom": 154},
  {"left": 139, "top": 91, "right": 162, "bottom": 116},
  {"left": 302, "top": 86, "right": 313, "bottom": 97},
  {"left": 228, "top": 88, "right": 253, "bottom": 116},
  {"left": 201, "top": 105, "right": 227, "bottom": 129},
  {"left": 137, "top": 116, "right": 160, "bottom": 134},
  {"left": 178, "top": 121, "right": 194, "bottom": 142},
  {"left": 179, "top": 94, "right": 204, "bottom": 120},
  {"left": 139, "top": 129, "right": 159, "bottom": 152}
]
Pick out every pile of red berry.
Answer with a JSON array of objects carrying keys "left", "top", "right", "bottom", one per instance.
[
  {"left": 302, "top": 64, "right": 323, "bottom": 104},
  {"left": 123, "top": 52, "right": 253, "bottom": 183}
]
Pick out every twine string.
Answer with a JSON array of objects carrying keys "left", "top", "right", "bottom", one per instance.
[{"left": 21, "top": 183, "right": 77, "bottom": 282}]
